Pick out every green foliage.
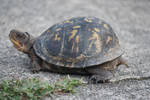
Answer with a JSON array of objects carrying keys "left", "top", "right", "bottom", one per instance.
[
  {"left": 0, "top": 76, "right": 83, "bottom": 100},
  {"left": 54, "top": 76, "right": 83, "bottom": 93}
]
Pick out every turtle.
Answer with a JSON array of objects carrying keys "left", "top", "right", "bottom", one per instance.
[{"left": 9, "top": 17, "right": 128, "bottom": 83}]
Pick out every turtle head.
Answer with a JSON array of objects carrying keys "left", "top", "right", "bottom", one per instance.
[{"left": 9, "top": 29, "right": 34, "bottom": 54}]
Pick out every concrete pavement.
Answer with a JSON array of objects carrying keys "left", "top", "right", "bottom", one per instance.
[{"left": 0, "top": 0, "right": 150, "bottom": 99}]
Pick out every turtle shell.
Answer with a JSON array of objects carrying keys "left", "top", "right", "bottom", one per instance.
[{"left": 33, "top": 17, "right": 123, "bottom": 68}]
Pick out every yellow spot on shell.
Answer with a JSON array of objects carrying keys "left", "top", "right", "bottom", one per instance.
[
  {"left": 69, "top": 30, "right": 78, "bottom": 41},
  {"left": 75, "top": 35, "right": 80, "bottom": 43},
  {"left": 73, "top": 25, "right": 80, "bottom": 29},
  {"left": 94, "top": 28, "right": 100, "bottom": 32},
  {"left": 89, "top": 41, "right": 94, "bottom": 50},
  {"left": 104, "top": 24, "right": 108, "bottom": 29},
  {"left": 88, "top": 32, "right": 99, "bottom": 41},
  {"left": 88, "top": 32, "right": 102, "bottom": 53},
  {"left": 64, "top": 20, "right": 73, "bottom": 23},
  {"left": 56, "top": 28, "right": 61, "bottom": 31},
  {"left": 75, "top": 35, "right": 80, "bottom": 53},
  {"left": 84, "top": 18, "right": 92, "bottom": 23},
  {"left": 106, "top": 36, "right": 112, "bottom": 44},
  {"left": 54, "top": 34, "right": 61, "bottom": 41}
]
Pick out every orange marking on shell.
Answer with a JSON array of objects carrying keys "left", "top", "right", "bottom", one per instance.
[
  {"left": 84, "top": 18, "right": 92, "bottom": 23},
  {"left": 54, "top": 34, "right": 61, "bottom": 41},
  {"left": 106, "top": 36, "right": 112, "bottom": 44},
  {"left": 88, "top": 32, "right": 99, "bottom": 40},
  {"left": 75, "top": 35, "right": 80, "bottom": 44},
  {"left": 88, "top": 32, "right": 102, "bottom": 53},
  {"left": 64, "top": 20, "right": 73, "bottom": 23},
  {"left": 75, "top": 35, "right": 80, "bottom": 53},
  {"left": 94, "top": 28, "right": 100, "bottom": 32},
  {"left": 52, "top": 56, "right": 62, "bottom": 61},
  {"left": 69, "top": 30, "right": 78, "bottom": 41},
  {"left": 103, "top": 24, "right": 108, "bottom": 29},
  {"left": 73, "top": 25, "right": 80, "bottom": 29},
  {"left": 88, "top": 40, "right": 94, "bottom": 50},
  {"left": 64, "top": 54, "right": 85, "bottom": 63},
  {"left": 66, "top": 58, "right": 74, "bottom": 62}
]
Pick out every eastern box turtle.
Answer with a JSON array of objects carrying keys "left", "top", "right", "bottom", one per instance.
[{"left": 9, "top": 17, "right": 128, "bottom": 83}]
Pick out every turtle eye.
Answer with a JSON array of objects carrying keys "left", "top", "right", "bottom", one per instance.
[
  {"left": 24, "top": 32, "right": 30, "bottom": 39},
  {"left": 23, "top": 32, "right": 30, "bottom": 42},
  {"left": 16, "top": 33, "right": 25, "bottom": 39},
  {"left": 16, "top": 32, "right": 30, "bottom": 43}
]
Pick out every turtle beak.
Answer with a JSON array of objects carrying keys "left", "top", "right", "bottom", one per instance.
[
  {"left": 10, "top": 37, "right": 21, "bottom": 48},
  {"left": 9, "top": 29, "right": 25, "bottom": 38},
  {"left": 9, "top": 30, "right": 21, "bottom": 47}
]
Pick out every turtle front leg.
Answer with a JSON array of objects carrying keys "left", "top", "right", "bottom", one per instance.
[
  {"left": 29, "top": 49, "right": 42, "bottom": 73},
  {"left": 31, "top": 58, "right": 41, "bottom": 73}
]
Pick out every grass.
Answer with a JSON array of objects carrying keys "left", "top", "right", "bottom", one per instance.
[{"left": 0, "top": 76, "right": 84, "bottom": 100}]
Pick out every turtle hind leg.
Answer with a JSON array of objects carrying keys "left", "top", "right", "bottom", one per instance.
[
  {"left": 87, "top": 57, "right": 129, "bottom": 84},
  {"left": 88, "top": 70, "right": 113, "bottom": 84},
  {"left": 86, "top": 67, "right": 114, "bottom": 84},
  {"left": 29, "top": 49, "right": 42, "bottom": 73},
  {"left": 86, "top": 57, "right": 123, "bottom": 84}
]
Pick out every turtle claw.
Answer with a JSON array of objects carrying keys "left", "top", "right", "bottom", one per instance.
[
  {"left": 31, "top": 68, "right": 40, "bottom": 73},
  {"left": 31, "top": 62, "right": 41, "bottom": 73},
  {"left": 88, "top": 75, "right": 110, "bottom": 84}
]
